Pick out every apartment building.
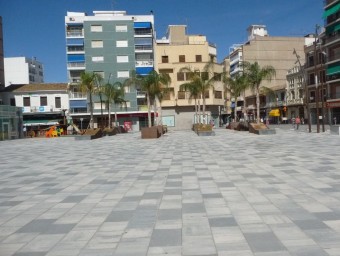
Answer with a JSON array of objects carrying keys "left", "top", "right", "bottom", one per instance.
[
  {"left": 155, "top": 25, "right": 224, "bottom": 130},
  {"left": 0, "top": 17, "right": 4, "bottom": 88},
  {"left": 4, "top": 57, "right": 44, "bottom": 87},
  {"left": 286, "top": 65, "right": 305, "bottom": 120},
  {"left": 323, "top": 0, "right": 340, "bottom": 124},
  {"left": 65, "top": 11, "right": 155, "bottom": 130},
  {"left": 228, "top": 25, "right": 308, "bottom": 122}
]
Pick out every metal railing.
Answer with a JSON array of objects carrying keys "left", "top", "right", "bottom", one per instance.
[
  {"left": 69, "top": 92, "right": 87, "bottom": 99},
  {"left": 67, "top": 62, "right": 85, "bottom": 68},
  {"left": 66, "top": 31, "right": 83, "bottom": 37},
  {"left": 136, "top": 60, "right": 153, "bottom": 67}
]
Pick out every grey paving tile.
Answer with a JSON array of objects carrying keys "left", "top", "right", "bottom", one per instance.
[
  {"left": 149, "top": 229, "right": 182, "bottom": 247},
  {"left": 244, "top": 232, "right": 286, "bottom": 253}
]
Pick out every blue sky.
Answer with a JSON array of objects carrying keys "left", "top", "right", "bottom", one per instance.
[{"left": 0, "top": 0, "right": 323, "bottom": 83}]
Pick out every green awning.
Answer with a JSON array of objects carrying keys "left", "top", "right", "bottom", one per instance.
[
  {"left": 327, "top": 64, "right": 340, "bottom": 75},
  {"left": 323, "top": 3, "right": 340, "bottom": 18},
  {"left": 326, "top": 23, "right": 340, "bottom": 34}
]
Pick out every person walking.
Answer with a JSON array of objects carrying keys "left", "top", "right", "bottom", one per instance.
[{"left": 296, "top": 116, "right": 301, "bottom": 130}]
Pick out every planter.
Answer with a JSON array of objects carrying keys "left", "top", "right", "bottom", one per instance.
[
  {"left": 330, "top": 125, "right": 340, "bottom": 135},
  {"left": 75, "top": 128, "right": 103, "bottom": 140},
  {"left": 141, "top": 126, "right": 161, "bottom": 139},
  {"left": 193, "top": 124, "right": 214, "bottom": 136},
  {"left": 103, "top": 128, "right": 117, "bottom": 136},
  {"left": 248, "top": 123, "right": 276, "bottom": 135}
]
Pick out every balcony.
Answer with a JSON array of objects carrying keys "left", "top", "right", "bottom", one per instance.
[
  {"left": 135, "top": 45, "right": 153, "bottom": 51},
  {"left": 324, "top": 31, "right": 340, "bottom": 46},
  {"left": 69, "top": 92, "right": 87, "bottom": 99},
  {"left": 137, "top": 91, "right": 146, "bottom": 98},
  {"left": 136, "top": 60, "right": 153, "bottom": 67},
  {"left": 66, "top": 30, "right": 84, "bottom": 37},
  {"left": 67, "top": 62, "right": 85, "bottom": 69},
  {"left": 287, "top": 98, "right": 304, "bottom": 105},
  {"left": 329, "top": 92, "right": 340, "bottom": 99}
]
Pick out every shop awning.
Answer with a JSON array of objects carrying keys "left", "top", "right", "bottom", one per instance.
[
  {"left": 326, "top": 23, "right": 340, "bottom": 35},
  {"left": 23, "top": 120, "right": 60, "bottom": 126},
  {"left": 323, "top": 3, "right": 340, "bottom": 18},
  {"left": 269, "top": 109, "right": 280, "bottom": 117},
  {"left": 327, "top": 63, "right": 340, "bottom": 75}
]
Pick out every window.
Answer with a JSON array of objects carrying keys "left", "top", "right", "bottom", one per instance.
[
  {"left": 93, "top": 71, "right": 104, "bottom": 78},
  {"left": 177, "top": 72, "right": 185, "bottom": 81},
  {"left": 159, "top": 69, "right": 173, "bottom": 74},
  {"left": 162, "top": 56, "right": 169, "bottom": 63},
  {"left": 196, "top": 55, "right": 202, "bottom": 62},
  {"left": 116, "top": 40, "right": 128, "bottom": 47},
  {"left": 23, "top": 97, "right": 30, "bottom": 107},
  {"left": 117, "top": 55, "right": 129, "bottom": 63},
  {"left": 116, "top": 25, "right": 127, "bottom": 32},
  {"left": 55, "top": 97, "right": 61, "bottom": 108},
  {"left": 10, "top": 98, "right": 16, "bottom": 106},
  {"left": 204, "top": 90, "right": 209, "bottom": 99},
  {"left": 91, "top": 25, "right": 103, "bottom": 32},
  {"left": 117, "top": 71, "right": 130, "bottom": 78},
  {"left": 91, "top": 40, "right": 103, "bottom": 48},
  {"left": 179, "top": 55, "right": 185, "bottom": 62},
  {"left": 309, "top": 73, "right": 315, "bottom": 85},
  {"left": 40, "top": 96, "right": 47, "bottom": 106},
  {"left": 178, "top": 91, "right": 185, "bottom": 99},
  {"left": 201, "top": 72, "right": 209, "bottom": 80},
  {"left": 92, "top": 56, "right": 104, "bottom": 62},
  {"left": 214, "top": 91, "right": 222, "bottom": 99}
]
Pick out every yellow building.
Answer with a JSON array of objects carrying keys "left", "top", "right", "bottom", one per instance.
[{"left": 155, "top": 25, "right": 224, "bottom": 130}]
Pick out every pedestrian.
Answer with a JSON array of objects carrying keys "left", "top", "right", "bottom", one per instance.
[
  {"left": 334, "top": 117, "right": 337, "bottom": 125},
  {"left": 23, "top": 126, "right": 27, "bottom": 137},
  {"left": 301, "top": 117, "right": 304, "bottom": 125},
  {"left": 296, "top": 116, "right": 301, "bottom": 130}
]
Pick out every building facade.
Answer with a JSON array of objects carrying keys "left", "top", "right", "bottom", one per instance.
[
  {"left": 155, "top": 25, "right": 224, "bottom": 130},
  {"left": 65, "top": 11, "right": 155, "bottom": 130},
  {"left": 286, "top": 65, "right": 305, "bottom": 120},
  {"left": 4, "top": 57, "right": 44, "bottom": 87},
  {"left": 323, "top": 0, "right": 340, "bottom": 125},
  {"left": 228, "top": 25, "right": 309, "bottom": 122},
  {"left": 0, "top": 17, "right": 4, "bottom": 88}
]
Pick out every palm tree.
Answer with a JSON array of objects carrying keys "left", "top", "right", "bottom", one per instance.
[
  {"left": 179, "top": 76, "right": 202, "bottom": 123},
  {"left": 223, "top": 73, "right": 248, "bottom": 122},
  {"left": 179, "top": 62, "right": 216, "bottom": 123},
  {"left": 78, "top": 72, "right": 103, "bottom": 129},
  {"left": 102, "top": 81, "right": 126, "bottom": 128},
  {"left": 241, "top": 61, "right": 276, "bottom": 124},
  {"left": 126, "top": 70, "right": 171, "bottom": 127}
]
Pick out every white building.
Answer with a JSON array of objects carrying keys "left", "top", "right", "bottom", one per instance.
[
  {"left": 1, "top": 83, "right": 69, "bottom": 127},
  {"left": 4, "top": 57, "right": 44, "bottom": 87}
]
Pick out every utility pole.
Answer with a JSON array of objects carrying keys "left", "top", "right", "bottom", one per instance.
[
  {"left": 314, "top": 24, "right": 320, "bottom": 133},
  {"left": 293, "top": 48, "right": 312, "bottom": 133}
]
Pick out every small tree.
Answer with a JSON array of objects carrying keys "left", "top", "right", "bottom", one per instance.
[
  {"left": 126, "top": 70, "right": 170, "bottom": 127},
  {"left": 242, "top": 61, "right": 276, "bottom": 124},
  {"left": 79, "top": 72, "right": 102, "bottom": 129},
  {"left": 102, "top": 81, "right": 126, "bottom": 128},
  {"left": 223, "top": 73, "right": 248, "bottom": 121},
  {"left": 180, "top": 62, "right": 216, "bottom": 123}
]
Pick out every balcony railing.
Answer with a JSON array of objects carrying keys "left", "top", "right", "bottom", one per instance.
[
  {"left": 287, "top": 98, "right": 304, "bottom": 105},
  {"left": 135, "top": 45, "right": 153, "bottom": 51},
  {"left": 69, "top": 92, "right": 87, "bottom": 99},
  {"left": 67, "top": 62, "right": 85, "bottom": 68},
  {"left": 66, "top": 31, "right": 83, "bottom": 37},
  {"left": 329, "top": 92, "right": 340, "bottom": 99},
  {"left": 136, "top": 60, "right": 153, "bottom": 67},
  {"left": 324, "top": 31, "right": 340, "bottom": 45}
]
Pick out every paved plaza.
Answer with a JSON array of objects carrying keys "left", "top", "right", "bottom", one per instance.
[{"left": 0, "top": 127, "right": 340, "bottom": 256}]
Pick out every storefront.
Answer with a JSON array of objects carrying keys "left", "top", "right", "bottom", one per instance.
[{"left": 0, "top": 105, "right": 23, "bottom": 141}]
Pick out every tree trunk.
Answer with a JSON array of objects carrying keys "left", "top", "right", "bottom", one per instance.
[
  {"left": 256, "top": 87, "right": 260, "bottom": 124},
  {"left": 147, "top": 94, "right": 152, "bottom": 127},
  {"left": 202, "top": 93, "right": 207, "bottom": 124},
  {"left": 108, "top": 102, "right": 111, "bottom": 128},
  {"left": 115, "top": 112, "right": 118, "bottom": 127},
  {"left": 194, "top": 98, "right": 198, "bottom": 124},
  {"left": 89, "top": 93, "right": 94, "bottom": 129}
]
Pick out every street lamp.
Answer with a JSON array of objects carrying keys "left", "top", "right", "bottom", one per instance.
[{"left": 314, "top": 25, "right": 320, "bottom": 133}]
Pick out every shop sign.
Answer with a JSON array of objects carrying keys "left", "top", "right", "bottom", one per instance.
[{"left": 326, "top": 100, "right": 340, "bottom": 108}]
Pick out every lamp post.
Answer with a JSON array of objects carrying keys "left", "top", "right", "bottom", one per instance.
[
  {"left": 293, "top": 48, "right": 312, "bottom": 133},
  {"left": 314, "top": 25, "right": 320, "bottom": 133}
]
